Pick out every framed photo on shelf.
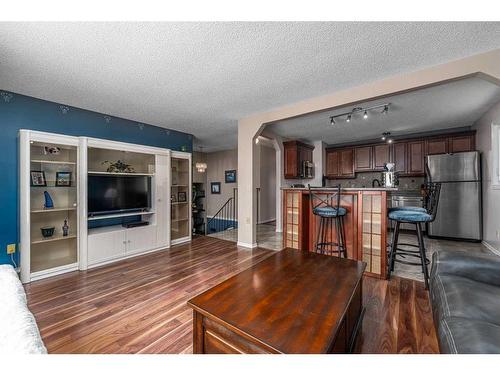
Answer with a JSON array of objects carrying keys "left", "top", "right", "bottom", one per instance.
[
  {"left": 211, "top": 182, "right": 221, "bottom": 194},
  {"left": 225, "top": 169, "right": 237, "bottom": 183},
  {"left": 30, "top": 171, "right": 47, "bottom": 186},
  {"left": 178, "top": 191, "right": 187, "bottom": 202},
  {"left": 55, "top": 171, "right": 72, "bottom": 187}
]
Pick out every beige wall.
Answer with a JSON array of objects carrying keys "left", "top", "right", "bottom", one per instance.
[
  {"left": 237, "top": 49, "right": 500, "bottom": 247},
  {"left": 473, "top": 101, "right": 500, "bottom": 252},
  {"left": 258, "top": 144, "right": 276, "bottom": 223},
  {"left": 206, "top": 149, "right": 238, "bottom": 217}
]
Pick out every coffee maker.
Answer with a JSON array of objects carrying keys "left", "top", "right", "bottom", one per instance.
[{"left": 381, "top": 163, "right": 399, "bottom": 187}]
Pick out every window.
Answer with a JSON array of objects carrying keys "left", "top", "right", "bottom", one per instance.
[{"left": 493, "top": 123, "right": 500, "bottom": 189}]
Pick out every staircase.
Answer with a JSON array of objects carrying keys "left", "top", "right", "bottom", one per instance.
[{"left": 206, "top": 188, "right": 238, "bottom": 234}]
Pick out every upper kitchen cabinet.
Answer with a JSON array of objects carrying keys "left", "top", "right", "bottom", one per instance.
[
  {"left": 406, "top": 140, "right": 425, "bottom": 176},
  {"left": 354, "top": 146, "right": 372, "bottom": 172},
  {"left": 283, "top": 140, "right": 314, "bottom": 179},
  {"left": 449, "top": 134, "right": 475, "bottom": 153},
  {"left": 325, "top": 148, "right": 355, "bottom": 178},
  {"left": 392, "top": 142, "right": 407, "bottom": 174},
  {"left": 426, "top": 137, "right": 448, "bottom": 155}
]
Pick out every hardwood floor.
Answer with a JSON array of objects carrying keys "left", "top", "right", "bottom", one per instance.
[{"left": 25, "top": 236, "right": 439, "bottom": 354}]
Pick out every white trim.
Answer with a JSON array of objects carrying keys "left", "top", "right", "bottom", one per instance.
[
  {"left": 492, "top": 123, "right": 500, "bottom": 189},
  {"left": 171, "top": 237, "right": 191, "bottom": 246},
  {"left": 87, "top": 245, "right": 169, "bottom": 269},
  {"left": 237, "top": 241, "right": 258, "bottom": 249},
  {"left": 86, "top": 136, "right": 171, "bottom": 155},
  {"left": 482, "top": 240, "right": 500, "bottom": 256},
  {"left": 30, "top": 263, "right": 79, "bottom": 282}
]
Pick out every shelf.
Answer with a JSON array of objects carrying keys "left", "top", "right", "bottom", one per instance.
[
  {"left": 31, "top": 184, "right": 76, "bottom": 188},
  {"left": 31, "top": 207, "right": 77, "bottom": 213},
  {"left": 171, "top": 217, "right": 189, "bottom": 223},
  {"left": 31, "top": 159, "right": 76, "bottom": 165},
  {"left": 171, "top": 185, "right": 189, "bottom": 187},
  {"left": 88, "top": 211, "right": 155, "bottom": 221},
  {"left": 88, "top": 171, "right": 155, "bottom": 176},
  {"left": 31, "top": 258, "right": 78, "bottom": 274},
  {"left": 31, "top": 233, "right": 77, "bottom": 244},
  {"left": 171, "top": 202, "right": 189, "bottom": 205}
]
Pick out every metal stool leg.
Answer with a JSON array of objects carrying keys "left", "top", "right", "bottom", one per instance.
[
  {"left": 416, "top": 222, "right": 429, "bottom": 290},
  {"left": 334, "top": 217, "right": 341, "bottom": 257},
  {"left": 387, "top": 221, "right": 400, "bottom": 279},
  {"left": 339, "top": 216, "right": 347, "bottom": 258}
]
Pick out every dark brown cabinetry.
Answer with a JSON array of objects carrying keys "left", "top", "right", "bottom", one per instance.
[
  {"left": 373, "top": 144, "right": 391, "bottom": 170},
  {"left": 392, "top": 142, "right": 407, "bottom": 174},
  {"left": 283, "top": 140, "right": 314, "bottom": 179},
  {"left": 426, "top": 138, "right": 448, "bottom": 155},
  {"left": 406, "top": 140, "right": 425, "bottom": 176},
  {"left": 449, "top": 135, "right": 475, "bottom": 153},
  {"left": 354, "top": 146, "right": 372, "bottom": 172},
  {"left": 326, "top": 148, "right": 355, "bottom": 178}
]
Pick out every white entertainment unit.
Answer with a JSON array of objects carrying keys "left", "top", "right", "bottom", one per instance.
[{"left": 19, "top": 130, "right": 192, "bottom": 283}]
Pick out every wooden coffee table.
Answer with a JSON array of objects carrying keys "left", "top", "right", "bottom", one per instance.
[{"left": 187, "top": 248, "right": 366, "bottom": 354}]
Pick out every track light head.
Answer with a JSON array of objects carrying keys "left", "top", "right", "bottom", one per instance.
[
  {"left": 382, "top": 105, "right": 389, "bottom": 115},
  {"left": 330, "top": 117, "right": 335, "bottom": 126},
  {"left": 363, "top": 111, "right": 368, "bottom": 119},
  {"left": 387, "top": 138, "right": 393, "bottom": 144},
  {"left": 381, "top": 135, "right": 386, "bottom": 141},
  {"left": 346, "top": 114, "right": 351, "bottom": 123}
]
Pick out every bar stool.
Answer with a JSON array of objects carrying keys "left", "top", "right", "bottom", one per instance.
[
  {"left": 386, "top": 182, "right": 441, "bottom": 289},
  {"left": 308, "top": 184, "right": 347, "bottom": 258}
]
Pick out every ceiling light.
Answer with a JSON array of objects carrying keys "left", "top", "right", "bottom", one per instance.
[
  {"left": 382, "top": 132, "right": 391, "bottom": 142},
  {"left": 195, "top": 162, "right": 207, "bottom": 173},
  {"left": 330, "top": 117, "right": 335, "bottom": 126},
  {"left": 346, "top": 114, "right": 351, "bottom": 123},
  {"left": 255, "top": 137, "right": 259, "bottom": 144},
  {"left": 381, "top": 135, "right": 386, "bottom": 141},
  {"left": 363, "top": 111, "right": 368, "bottom": 119},
  {"left": 387, "top": 138, "right": 393, "bottom": 144},
  {"left": 328, "top": 103, "right": 390, "bottom": 126},
  {"left": 382, "top": 105, "right": 389, "bottom": 115}
]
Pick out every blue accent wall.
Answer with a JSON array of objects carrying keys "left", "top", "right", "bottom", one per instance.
[
  {"left": 207, "top": 218, "right": 238, "bottom": 234},
  {"left": 0, "top": 90, "right": 193, "bottom": 266}
]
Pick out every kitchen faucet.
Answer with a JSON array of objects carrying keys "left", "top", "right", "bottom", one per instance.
[{"left": 372, "top": 178, "right": 381, "bottom": 188}]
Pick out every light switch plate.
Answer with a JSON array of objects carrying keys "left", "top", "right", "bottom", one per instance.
[{"left": 7, "top": 244, "right": 16, "bottom": 254}]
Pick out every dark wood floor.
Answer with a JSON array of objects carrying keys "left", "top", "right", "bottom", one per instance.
[{"left": 24, "top": 236, "right": 438, "bottom": 354}]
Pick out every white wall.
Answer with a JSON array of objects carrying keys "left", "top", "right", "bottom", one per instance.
[{"left": 474, "top": 101, "right": 500, "bottom": 252}]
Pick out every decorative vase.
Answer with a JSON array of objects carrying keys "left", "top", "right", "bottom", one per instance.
[
  {"left": 62, "top": 219, "right": 69, "bottom": 237},
  {"left": 40, "top": 226, "right": 55, "bottom": 238},
  {"left": 43, "top": 191, "right": 54, "bottom": 209}
]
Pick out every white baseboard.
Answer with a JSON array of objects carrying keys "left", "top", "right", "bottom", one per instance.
[
  {"left": 482, "top": 241, "right": 500, "bottom": 256},
  {"left": 237, "top": 241, "right": 258, "bottom": 249}
]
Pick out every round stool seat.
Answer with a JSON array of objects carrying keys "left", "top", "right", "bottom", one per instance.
[
  {"left": 388, "top": 209, "right": 432, "bottom": 223},
  {"left": 388, "top": 206, "right": 426, "bottom": 214},
  {"left": 313, "top": 206, "right": 347, "bottom": 217}
]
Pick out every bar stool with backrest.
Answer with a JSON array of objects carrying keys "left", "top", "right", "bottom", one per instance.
[
  {"left": 308, "top": 184, "right": 347, "bottom": 258},
  {"left": 386, "top": 182, "right": 441, "bottom": 289}
]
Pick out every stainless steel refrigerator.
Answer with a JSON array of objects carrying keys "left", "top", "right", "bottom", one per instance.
[{"left": 426, "top": 151, "right": 482, "bottom": 241}]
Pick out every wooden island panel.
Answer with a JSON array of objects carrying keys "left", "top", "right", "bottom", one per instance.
[{"left": 282, "top": 188, "right": 388, "bottom": 279}]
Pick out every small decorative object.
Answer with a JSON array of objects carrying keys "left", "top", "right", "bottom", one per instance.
[
  {"left": 0, "top": 91, "right": 13, "bottom": 103},
  {"left": 171, "top": 194, "right": 177, "bottom": 203},
  {"left": 43, "top": 146, "right": 61, "bottom": 155},
  {"left": 225, "top": 170, "right": 237, "bottom": 183},
  {"left": 178, "top": 192, "right": 187, "bottom": 202},
  {"left": 181, "top": 145, "right": 187, "bottom": 152},
  {"left": 59, "top": 105, "right": 70, "bottom": 114},
  {"left": 40, "top": 226, "right": 55, "bottom": 238},
  {"left": 101, "top": 160, "right": 135, "bottom": 173},
  {"left": 62, "top": 219, "right": 69, "bottom": 237},
  {"left": 30, "top": 171, "right": 47, "bottom": 186},
  {"left": 55, "top": 171, "right": 72, "bottom": 187},
  {"left": 43, "top": 191, "right": 54, "bottom": 209},
  {"left": 211, "top": 182, "right": 221, "bottom": 194}
]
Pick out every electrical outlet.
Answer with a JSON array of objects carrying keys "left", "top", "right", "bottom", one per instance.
[{"left": 7, "top": 243, "right": 16, "bottom": 254}]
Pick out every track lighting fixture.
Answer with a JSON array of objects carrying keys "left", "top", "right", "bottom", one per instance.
[
  {"left": 381, "top": 132, "right": 392, "bottom": 143},
  {"left": 328, "top": 103, "right": 390, "bottom": 125}
]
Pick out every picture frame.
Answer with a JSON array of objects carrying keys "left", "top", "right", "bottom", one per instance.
[
  {"left": 30, "top": 171, "right": 47, "bottom": 186},
  {"left": 225, "top": 169, "right": 237, "bottom": 183},
  {"left": 171, "top": 194, "right": 177, "bottom": 203},
  {"left": 55, "top": 171, "right": 72, "bottom": 187},
  {"left": 211, "top": 182, "right": 221, "bottom": 194},
  {"left": 178, "top": 191, "right": 187, "bottom": 202}
]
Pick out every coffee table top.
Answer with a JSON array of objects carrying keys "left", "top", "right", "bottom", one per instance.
[{"left": 188, "top": 248, "right": 366, "bottom": 353}]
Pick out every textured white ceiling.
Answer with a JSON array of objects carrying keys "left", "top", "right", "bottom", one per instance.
[
  {"left": 1, "top": 22, "right": 499, "bottom": 151},
  {"left": 267, "top": 77, "right": 500, "bottom": 145}
]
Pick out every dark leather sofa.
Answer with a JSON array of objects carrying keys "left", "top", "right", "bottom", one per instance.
[{"left": 429, "top": 250, "right": 500, "bottom": 354}]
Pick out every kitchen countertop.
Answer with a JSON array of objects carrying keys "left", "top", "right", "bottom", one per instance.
[{"left": 281, "top": 187, "right": 399, "bottom": 191}]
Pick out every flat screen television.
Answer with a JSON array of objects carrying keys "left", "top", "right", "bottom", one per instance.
[{"left": 88, "top": 175, "right": 151, "bottom": 216}]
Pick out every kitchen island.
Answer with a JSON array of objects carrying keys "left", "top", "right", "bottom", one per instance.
[{"left": 282, "top": 187, "right": 396, "bottom": 278}]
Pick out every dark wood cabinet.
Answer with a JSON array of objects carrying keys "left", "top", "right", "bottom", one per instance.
[
  {"left": 407, "top": 140, "right": 425, "bottom": 176},
  {"left": 373, "top": 144, "right": 390, "bottom": 170},
  {"left": 392, "top": 142, "right": 407, "bottom": 174},
  {"left": 326, "top": 148, "right": 354, "bottom": 178},
  {"left": 283, "top": 141, "right": 314, "bottom": 179},
  {"left": 354, "top": 146, "right": 372, "bottom": 172},
  {"left": 426, "top": 138, "right": 448, "bottom": 155},
  {"left": 449, "top": 135, "right": 475, "bottom": 153}
]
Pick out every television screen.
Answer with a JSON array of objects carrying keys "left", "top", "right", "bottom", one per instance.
[{"left": 88, "top": 175, "right": 151, "bottom": 215}]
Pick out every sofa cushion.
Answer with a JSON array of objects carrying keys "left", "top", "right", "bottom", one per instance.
[
  {"left": 430, "top": 273, "right": 500, "bottom": 327},
  {"left": 438, "top": 317, "right": 500, "bottom": 354}
]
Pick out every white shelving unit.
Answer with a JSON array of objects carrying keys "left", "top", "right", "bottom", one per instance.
[
  {"left": 20, "top": 130, "right": 80, "bottom": 283},
  {"left": 20, "top": 130, "right": 191, "bottom": 282},
  {"left": 170, "top": 151, "right": 192, "bottom": 245}
]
